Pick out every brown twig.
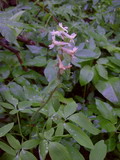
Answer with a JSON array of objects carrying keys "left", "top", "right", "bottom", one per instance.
[
  {"left": 36, "top": 3, "right": 59, "bottom": 24},
  {"left": 0, "top": 38, "right": 27, "bottom": 71},
  {"left": 17, "top": 35, "right": 49, "bottom": 49}
]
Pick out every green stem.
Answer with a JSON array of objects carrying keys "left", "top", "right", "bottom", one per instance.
[
  {"left": 17, "top": 112, "right": 24, "bottom": 141},
  {"left": 31, "top": 86, "right": 58, "bottom": 121},
  {"left": 83, "top": 85, "right": 87, "bottom": 99}
]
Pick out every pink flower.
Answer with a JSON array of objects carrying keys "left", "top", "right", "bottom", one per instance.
[
  {"left": 61, "top": 32, "right": 76, "bottom": 40},
  {"left": 59, "top": 23, "right": 68, "bottom": 33},
  {"left": 61, "top": 47, "right": 78, "bottom": 57},
  {"left": 49, "top": 35, "right": 70, "bottom": 49},
  {"left": 58, "top": 56, "right": 72, "bottom": 72}
]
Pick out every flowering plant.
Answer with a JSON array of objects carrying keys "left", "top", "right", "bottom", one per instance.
[{"left": 49, "top": 23, "right": 78, "bottom": 74}]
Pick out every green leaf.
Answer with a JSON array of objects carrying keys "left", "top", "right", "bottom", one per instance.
[
  {"left": 90, "top": 140, "right": 107, "bottom": 160},
  {"left": 22, "top": 139, "right": 39, "bottom": 149},
  {"left": 18, "top": 101, "right": 32, "bottom": 111},
  {"left": 6, "top": 134, "right": 21, "bottom": 150},
  {"left": 95, "top": 99, "right": 117, "bottom": 123},
  {"left": 39, "top": 140, "right": 48, "bottom": 160},
  {"left": 0, "top": 102, "right": 14, "bottom": 109},
  {"left": 26, "top": 45, "right": 43, "bottom": 54},
  {"left": 0, "top": 123, "right": 14, "bottom": 137},
  {"left": 64, "top": 100, "right": 77, "bottom": 118},
  {"left": 20, "top": 150, "right": 37, "bottom": 160},
  {"left": 0, "top": 85, "right": 18, "bottom": 107},
  {"left": 49, "top": 142, "right": 72, "bottom": 160},
  {"left": 105, "top": 136, "right": 116, "bottom": 152},
  {"left": 10, "top": 11, "right": 25, "bottom": 21},
  {"left": 0, "top": 141, "right": 16, "bottom": 156},
  {"left": 44, "top": 60, "right": 58, "bottom": 82},
  {"left": 79, "top": 65, "right": 94, "bottom": 86},
  {"left": 64, "top": 123, "right": 94, "bottom": 149},
  {"left": 65, "top": 144, "right": 85, "bottom": 160},
  {"left": 76, "top": 49, "right": 98, "bottom": 59},
  {"left": 0, "top": 65, "right": 10, "bottom": 80},
  {"left": 98, "top": 117, "right": 116, "bottom": 132},
  {"left": 93, "top": 77, "right": 120, "bottom": 105},
  {"left": 8, "top": 82, "right": 25, "bottom": 101},
  {"left": 68, "top": 112, "right": 100, "bottom": 135},
  {"left": 44, "top": 128, "right": 54, "bottom": 140},
  {"left": 55, "top": 123, "right": 64, "bottom": 136},
  {"left": 95, "top": 64, "right": 108, "bottom": 80},
  {"left": 0, "top": 24, "right": 17, "bottom": 44},
  {"left": 24, "top": 56, "right": 46, "bottom": 67},
  {"left": 0, "top": 153, "right": 15, "bottom": 160}
]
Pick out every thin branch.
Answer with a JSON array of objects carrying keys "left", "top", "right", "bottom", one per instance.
[
  {"left": 0, "top": 38, "right": 27, "bottom": 71},
  {"left": 31, "top": 85, "right": 58, "bottom": 121},
  {"left": 36, "top": 3, "right": 59, "bottom": 24},
  {"left": 17, "top": 35, "right": 49, "bottom": 49}
]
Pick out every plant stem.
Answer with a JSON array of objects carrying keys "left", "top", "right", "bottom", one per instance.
[
  {"left": 31, "top": 86, "right": 58, "bottom": 121},
  {"left": 17, "top": 112, "right": 24, "bottom": 141}
]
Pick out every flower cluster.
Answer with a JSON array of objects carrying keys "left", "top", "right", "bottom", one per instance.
[{"left": 49, "top": 23, "right": 78, "bottom": 73}]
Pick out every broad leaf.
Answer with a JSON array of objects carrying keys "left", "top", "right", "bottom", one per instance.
[
  {"left": 95, "top": 64, "right": 108, "bottom": 80},
  {"left": 24, "top": 56, "right": 46, "bottom": 67},
  {"left": 0, "top": 123, "right": 14, "bottom": 137},
  {"left": 65, "top": 144, "right": 85, "bottom": 160},
  {"left": 0, "top": 141, "right": 16, "bottom": 156},
  {"left": 68, "top": 112, "right": 100, "bottom": 135},
  {"left": 49, "top": 142, "right": 72, "bottom": 160},
  {"left": 39, "top": 140, "right": 48, "bottom": 160},
  {"left": 64, "top": 123, "right": 94, "bottom": 149},
  {"left": 90, "top": 140, "right": 107, "bottom": 160},
  {"left": 0, "top": 85, "right": 18, "bottom": 107},
  {"left": 22, "top": 139, "right": 39, "bottom": 149},
  {"left": 64, "top": 100, "right": 77, "bottom": 118},
  {"left": 6, "top": 134, "right": 21, "bottom": 150},
  {"left": 79, "top": 65, "right": 94, "bottom": 86},
  {"left": 93, "top": 77, "right": 120, "bottom": 105},
  {"left": 0, "top": 102, "right": 14, "bottom": 109},
  {"left": 95, "top": 99, "right": 117, "bottom": 123},
  {"left": 20, "top": 150, "right": 37, "bottom": 160}
]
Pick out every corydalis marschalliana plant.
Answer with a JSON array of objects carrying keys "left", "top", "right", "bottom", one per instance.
[{"left": 49, "top": 23, "right": 78, "bottom": 74}]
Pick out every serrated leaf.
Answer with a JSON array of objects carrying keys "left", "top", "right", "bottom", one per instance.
[
  {"left": 6, "top": 134, "right": 21, "bottom": 150},
  {"left": 90, "top": 140, "right": 107, "bottom": 160},
  {"left": 0, "top": 141, "right": 16, "bottom": 156},
  {"left": 79, "top": 65, "right": 94, "bottom": 86},
  {"left": 49, "top": 142, "right": 72, "bottom": 160},
  {"left": 39, "top": 140, "right": 48, "bottom": 160},
  {"left": 64, "top": 123, "right": 94, "bottom": 149},
  {"left": 0, "top": 123, "right": 14, "bottom": 137},
  {"left": 68, "top": 112, "right": 100, "bottom": 135},
  {"left": 22, "top": 139, "right": 39, "bottom": 149}
]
